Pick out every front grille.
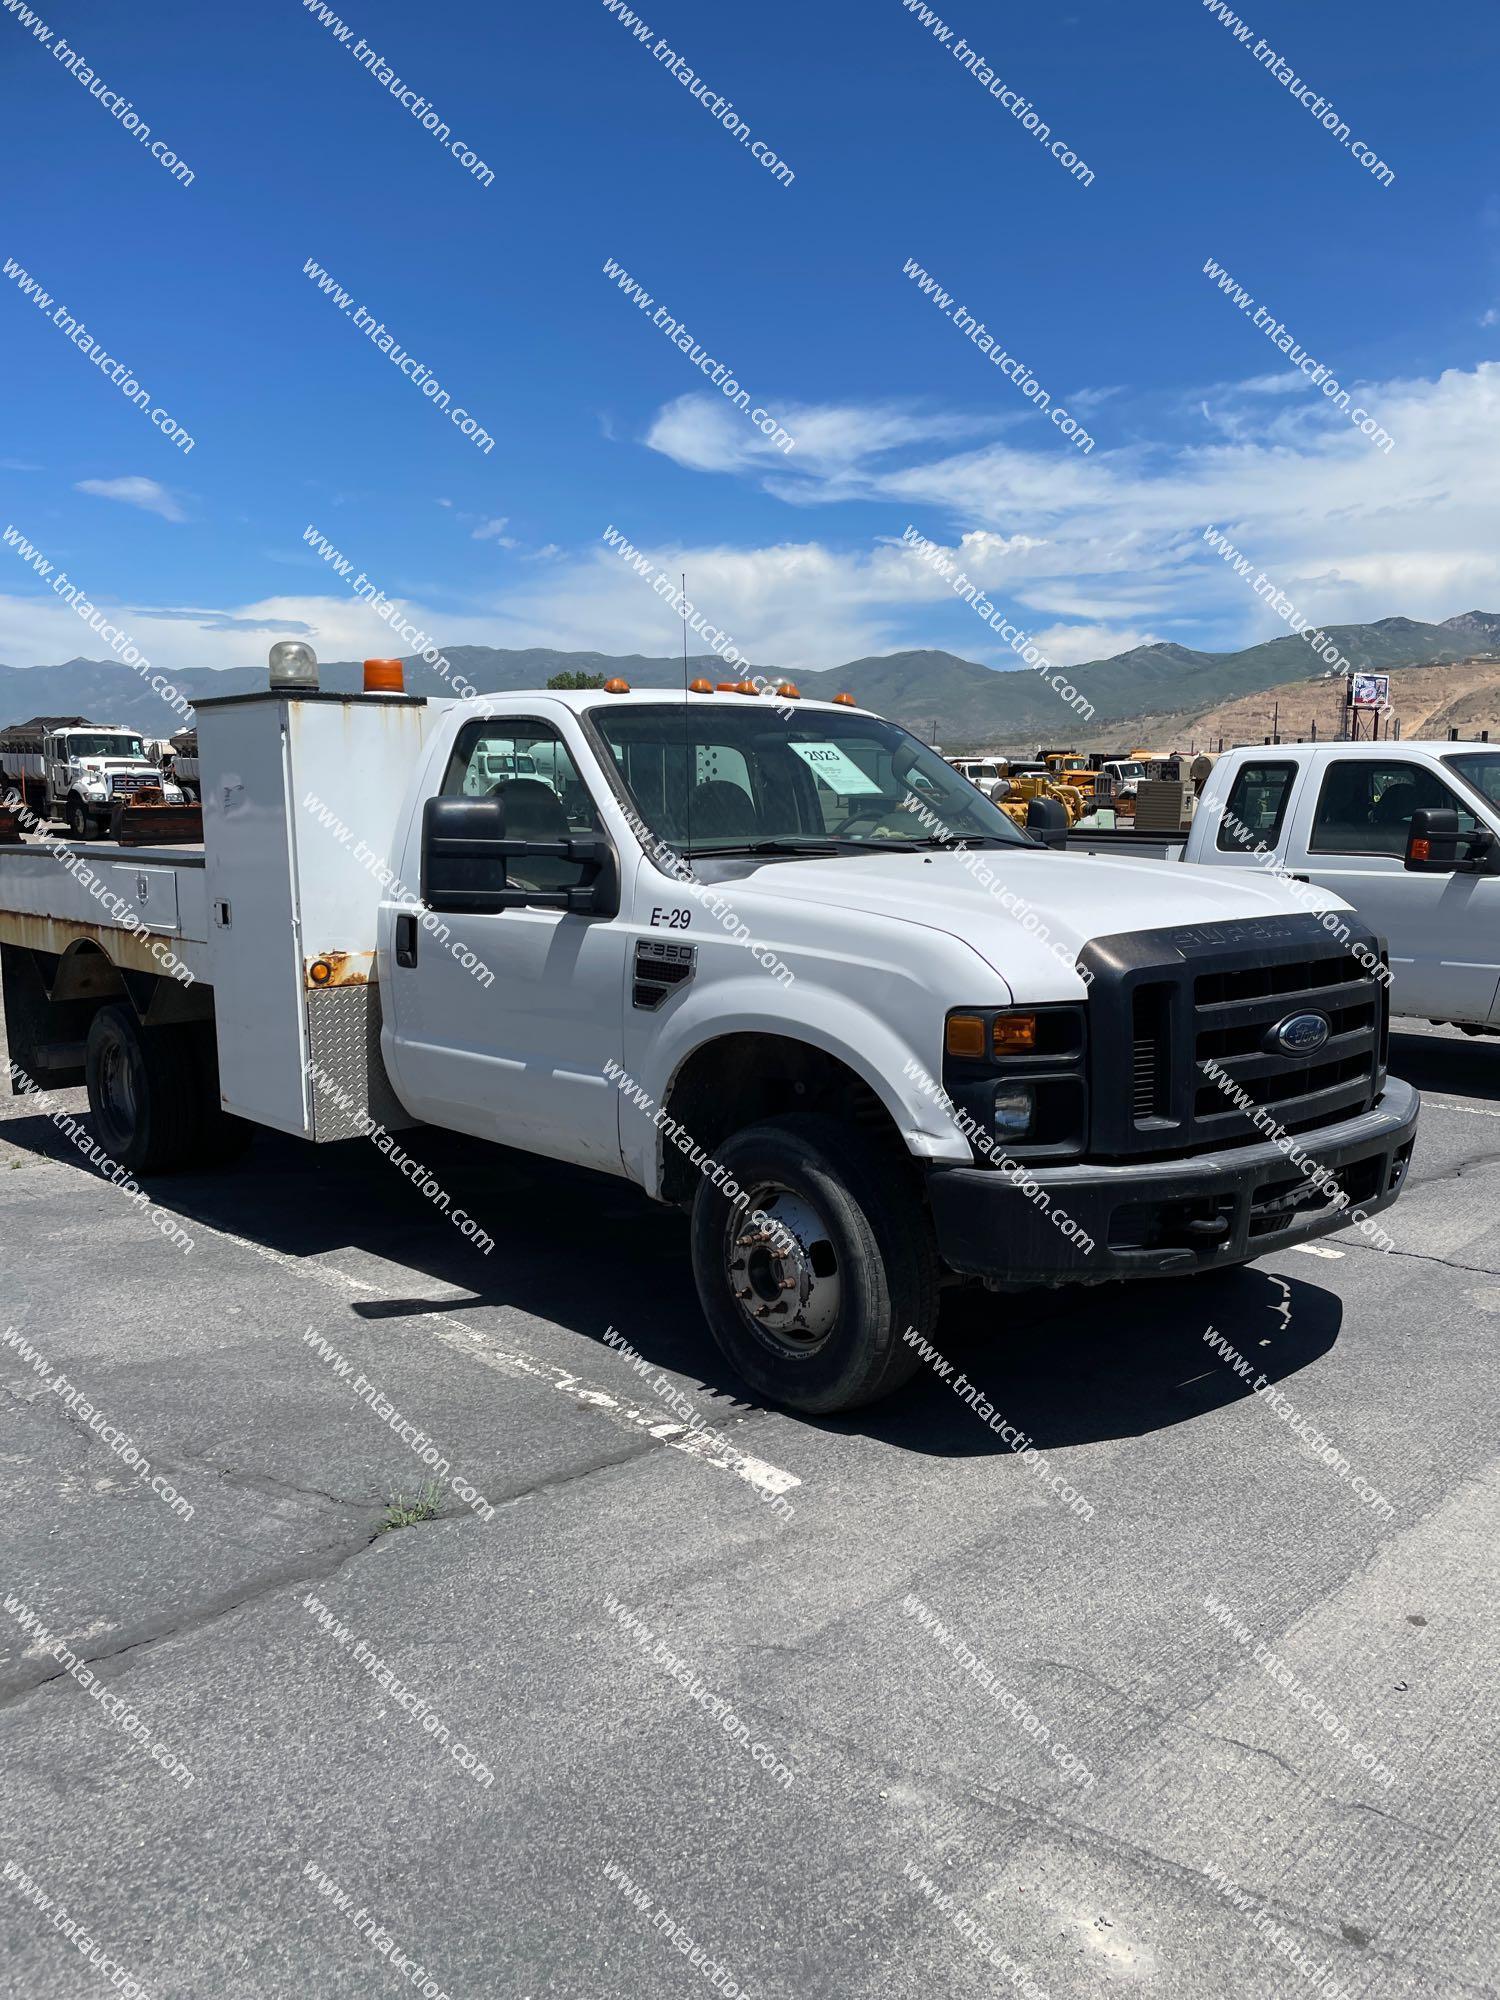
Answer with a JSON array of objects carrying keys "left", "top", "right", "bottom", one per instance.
[
  {"left": 108, "top": 772, "right": 155, "bottom": 795},
  {"left": 1079, "top": 916, "right": 1386, "bottom": 1161}
]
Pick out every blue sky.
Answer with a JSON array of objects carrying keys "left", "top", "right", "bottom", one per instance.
[{"left": 3, "top": 0, "right": 1498, "bottom": 682}]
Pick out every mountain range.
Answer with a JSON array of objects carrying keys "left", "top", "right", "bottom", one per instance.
[{"left": 4, "top": 611, "right": 1500, "bottom": 750}]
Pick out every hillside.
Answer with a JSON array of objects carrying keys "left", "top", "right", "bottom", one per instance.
[{"left": 5, "top": 611, "right": 1500, "bottom": 746}]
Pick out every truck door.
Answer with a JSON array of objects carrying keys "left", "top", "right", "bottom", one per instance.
[
  {"left": 1290, "top": 755, "right": 1500, "bottom": 1022},
  {"left": 381, "top": 716, "right": 630, "bottom": 1174}
]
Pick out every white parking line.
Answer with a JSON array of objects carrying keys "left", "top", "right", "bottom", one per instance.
[{"left": 415, "top": 1312, "right": 801, "bottom": 1502}]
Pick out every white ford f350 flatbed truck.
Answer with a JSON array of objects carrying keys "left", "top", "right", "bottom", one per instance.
[{"left": 0, "top": 652, "right": 1419, "bottom": 1413}]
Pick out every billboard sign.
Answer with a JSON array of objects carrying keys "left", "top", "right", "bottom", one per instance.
[{"left": 1351, "top": 673, "right": 1390, "bottom": 709}]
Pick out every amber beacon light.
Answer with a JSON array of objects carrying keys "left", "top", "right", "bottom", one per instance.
[{"left": 363, "top": 658, "right": 405, "bottom": 693}]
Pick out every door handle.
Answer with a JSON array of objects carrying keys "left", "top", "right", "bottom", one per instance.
[{"left": 395, "top": 913, "right": 418, "bottom": 967}]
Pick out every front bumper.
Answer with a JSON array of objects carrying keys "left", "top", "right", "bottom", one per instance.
[{"left": 926, "top": 1077, "right": 1419, "bottom": 1286}]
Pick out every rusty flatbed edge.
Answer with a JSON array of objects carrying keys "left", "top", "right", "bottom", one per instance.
[{"left": 0, "top": 909, "right": 200, "bottom": 978}]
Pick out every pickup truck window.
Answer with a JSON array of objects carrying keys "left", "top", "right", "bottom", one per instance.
[
  {"left": 440, "top": 719, "right": 600, "bottom": 891},
  {"left": 589, "top": 705, "right": 1032, "bottom": 854},
  {"left": 1310, "top": 759, "right": 1475, "bottom": 856},
  {"left": 1443, "top": 752, "right": 1500, "bottom": 811},
  {"left": 1216, "top": 761, "right": 1295, "bottom": 851}
]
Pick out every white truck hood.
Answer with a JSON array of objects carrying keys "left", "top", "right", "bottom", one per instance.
[{"left": 726, "top": 848, "right": 1351, "bottom": 995}]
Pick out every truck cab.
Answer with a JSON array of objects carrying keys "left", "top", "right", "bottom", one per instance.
[
  {"left": 43, "top": 724, "right": 185, "bottom": 838},
  {"left": 1184, "top": 740, "right": 1500, "bottom": 1031}
]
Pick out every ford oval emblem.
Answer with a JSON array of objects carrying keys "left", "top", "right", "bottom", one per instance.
[{"left": 1275, "top": 1012, "right": 1330, "bottom": 1056}]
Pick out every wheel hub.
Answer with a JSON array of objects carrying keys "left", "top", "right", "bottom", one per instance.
[{"left": 726, "top": 1184, "right": 840, "bottom": 1349}]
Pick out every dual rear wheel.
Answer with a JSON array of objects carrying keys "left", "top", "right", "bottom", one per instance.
[{"left": 85, "top": 1004, "right": 248, "bottom": 1175}]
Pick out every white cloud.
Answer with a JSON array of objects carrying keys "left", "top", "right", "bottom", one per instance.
[
  {"left": 471, "top": 516, "right": 517, "bottom": 545},
  {"left": 74, "top": 476, "right": 185, "bottom": 522},
  {"left": 9, "top": 362, "right": 1500, "bottom": 683}
]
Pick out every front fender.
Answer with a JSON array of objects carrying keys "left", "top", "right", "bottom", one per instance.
[{"left": 621, "top": 973, "right": 981, "bottom": 1198}]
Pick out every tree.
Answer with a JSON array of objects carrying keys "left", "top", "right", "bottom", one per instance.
[{"left": 546, "top": 671, "right": 608, "bottom": 690}]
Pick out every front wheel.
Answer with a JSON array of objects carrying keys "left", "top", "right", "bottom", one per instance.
[
  {"left": 66, "top": 795, "right": 92, "bottom": 840},
  {"left": 689, "top": 1113, "right": 938, "bottom": 1413}
]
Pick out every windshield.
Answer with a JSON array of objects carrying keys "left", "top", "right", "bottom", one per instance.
[
  {"left": 66, "top": 733, "right": 146, "bottom": 760},
  {"left": 1113, "top": 761, "right": 1145, "bottom": 780},
  {"left": 1442, "top": 752, "right": 1500, "bottom": 811},
  {"left": 589, "top": 704, "right": 1034, "bottom": 855}
]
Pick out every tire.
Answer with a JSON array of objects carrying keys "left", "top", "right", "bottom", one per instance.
[
  {"left": 689, "top": 1113, "right": 938, "bottom": 1414},
  {"left": 85, "top": 1003, "right": 213, "bottom": 1174},
  {"left": 66, "top": 795, "right": 91, "bottom": 840}
]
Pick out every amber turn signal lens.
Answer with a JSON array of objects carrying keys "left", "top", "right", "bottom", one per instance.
[
  {"left": 945, "top": 1013, "right": 987, "bottom": 1059},
  {"left": 363, "top": 657, "right": 404, "bottom": 692},
  {"left": 1410, "top": 838, "right": 1430, "bottom": 861},
  {"left": 992, "top": 1013, "right": 1038, "bottom": 1052},
  {"left": 603, "top": 677, "right": 631, "bottom": 694}
]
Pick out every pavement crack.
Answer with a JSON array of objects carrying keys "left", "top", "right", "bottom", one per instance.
[
  {"left": 0, "top": 1529, "right": 386, "bottom": 1713},
  {"left": 1182, "top": 1727, "right": 1434, "bottom": 1837}
]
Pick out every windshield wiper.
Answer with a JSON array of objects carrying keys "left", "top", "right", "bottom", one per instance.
[{"left": 687, "top": 838, "right": 922, "bottom": 858}]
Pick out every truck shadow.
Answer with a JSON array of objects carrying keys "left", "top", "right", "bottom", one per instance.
[
  {"left": 0, "top": 1108, "right": 1342, "bottom": 1456},
  {"left": 1388, "top": 1025, "right": 1500, "bottom": 1104}
]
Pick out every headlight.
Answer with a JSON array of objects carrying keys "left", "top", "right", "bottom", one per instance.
[
  {"left": 942, "top": 1004, "right": 1087, "bottom": 1162},
  {"left": 991, "top": 1083, "right": 1035, "bottom": 1138}
]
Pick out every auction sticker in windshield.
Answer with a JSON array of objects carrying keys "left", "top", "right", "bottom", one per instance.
[{"left": 789, "top": 742, "right": 883, "bottom": 794}]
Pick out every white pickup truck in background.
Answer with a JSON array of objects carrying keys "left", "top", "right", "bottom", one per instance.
[
  {"left": 1184, "top": 740, "right": 1500, "bottom": 1035},
  {"left": 0, "top": 653, "right": 1419, "bottom": 1413}
]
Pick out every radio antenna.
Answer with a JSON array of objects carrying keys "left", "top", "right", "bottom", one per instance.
[{"left": 682, "top": 570, "right": 691, "bottom": 864}]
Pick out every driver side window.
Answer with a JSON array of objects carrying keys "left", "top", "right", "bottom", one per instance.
[
  {"left": 1310, "top": 759, "right": 1474, "bottom": 857},
  {"left": 439, "top": 719, "right": 599, "bottom": 891}
]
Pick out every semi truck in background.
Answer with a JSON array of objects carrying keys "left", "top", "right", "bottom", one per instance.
[
  {"left": 0, "top": 644, "right": 1417, "bottom": 1414},
  {"left": 0, "top": 717, "right": 186, "bottom": 836}
]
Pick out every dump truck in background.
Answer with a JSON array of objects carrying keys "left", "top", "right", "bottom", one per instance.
[{"left": 0, "top": 717, "right": 187, "bottom": 837}]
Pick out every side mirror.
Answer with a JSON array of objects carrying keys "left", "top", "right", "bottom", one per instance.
[
  {"left": 1405, "top": 808, "right": 1500, "bottom": 875},
  {"left": 421, "top": 796, "right": 619, "bottom": 915},
  {"left": 1026, "top": 797, "right": 1070, "bottom": 850}
]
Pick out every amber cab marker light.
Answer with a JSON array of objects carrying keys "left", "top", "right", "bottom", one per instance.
[
  {"left": 833, "top": 691, "right": 857, "bottom": 706},
  {"left": 736, "top": 681, "right": 758, "bottom": 695},
  {"left": 716, "top": 680, "right": 739, "bottom": 692},
  {"left": 777, "top": 682, "right": 801, "bottom": 699},
  {"left": 603, "top": 677, "right": 631, "bottom": 694},
  {"left": 993, "top": 1012, "right": 1039, "bottom": 1052},
  {"left": 945, "top": 1014, "right": 987, "bottom": 1059},
  {"left": 689, "top": 677, "right": 714, "bottom": 693},
  {"left": 363, "top": 657, "right": 404, "bottom": 693}
]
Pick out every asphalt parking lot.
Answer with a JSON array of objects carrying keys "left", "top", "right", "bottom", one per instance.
[{"left": 1, "top": 1016, "right": 1496, "bottom": 2000}]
